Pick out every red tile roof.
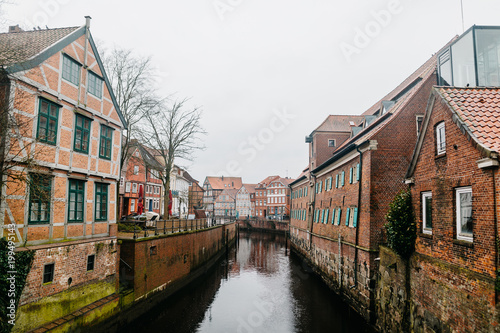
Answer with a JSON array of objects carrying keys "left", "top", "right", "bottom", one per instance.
[
  {"left": 206, "top": 176, "right": 242, "bottom": 190},
  {"left": 436, "top": 87, "right": 500, "bottom": 153},
  {"left": 313, "top": 115, "right": 365, "bottom": 133},
  {"left": 0, "top": 27, "right": 80, "bottom": 65}
]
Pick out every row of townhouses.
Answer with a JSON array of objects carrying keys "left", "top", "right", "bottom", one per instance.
[
  {"left": 290, "top": 25, "right": 500, "bottom": 331},
  {"left": 202, "top": 175, "right": 294, "bottom": 219}
]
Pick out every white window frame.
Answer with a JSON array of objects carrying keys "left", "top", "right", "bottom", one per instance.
[
  {"left": 125, "top": 182, "right": 131, "bottom": 193},
  {"left": 130, "top": 199, "right": 135, "bottom": 212},
  {"left": 456, "top": 186, "right": 473, "bottom": 242},
  {"left": 132, "top": 183, "right": 137, "bottom": 193},
  {"left": 436, "top": 122, "right": 446, "bottom": 155},
  {"left": 422, "top": 192, "right": 432, "bottom": 234},
  {"left": 133, "top": 165, "right": 139, "bottom": 175}
]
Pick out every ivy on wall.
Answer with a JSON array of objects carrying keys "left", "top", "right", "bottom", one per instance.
[
  {"left": 0, "top": 238, "right": 35, "bottom": 333},
  {"left": 385, "top": 189, "right": 416, "bottom": 260}
]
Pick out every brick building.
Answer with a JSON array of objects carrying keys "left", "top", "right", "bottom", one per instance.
[
  {"left": 119, "top": 142, "right": 163, "bottom": 217},
  {"left": 0, "top": 19, "right": 125, "bottom": 331},
  {"left": 289, "top": 38, "right": 453, "bottom": 321},
  {"left": 184, "top": 171, "right": 204, "bottom": 215},
  {"left": 266, "top": 177, "right": 293, "bottom": 219},
  {"left": 254, "top": 175, "right": 279, "bottom": 218},
  {"left": 402, "top": 26, "right": 500, "bottom": 332}
]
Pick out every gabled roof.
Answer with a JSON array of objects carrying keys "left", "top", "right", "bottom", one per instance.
[
  {"left": 270, "top": 177, "right": 295, "bottom": 186},
  {"left": 312, "top": 115, "right": 365, "bottom": 133},
  {"left": 0, "top": 27, "right": 80, "bottom": 66},
  {"left": 183, "top": 170, "right": 198, "bottom": 184},
  {"left": 257, "top": 175, "right": 280, "bottom": 188},
  {"left": 217, "top": 188, "right": 239, "bottom": 200},
  {"left": 137, "top": 144, "right": 164, "bottom": 171},
  {"left": 0, "top": 22, "right": 127, "bottom": 128},
  {"left": 239, "top": 183, "right": 257, "bottom": 194},
  {"left": 205, "top": 176, "right": 242, "bottom": 190},
  {"left": 406, "top": 87, "right": 500, "bottom": 179}
]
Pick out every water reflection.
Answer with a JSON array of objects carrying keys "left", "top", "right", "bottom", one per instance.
[{"left": 122, "top": 231, "right": 374, "bottom": 333}]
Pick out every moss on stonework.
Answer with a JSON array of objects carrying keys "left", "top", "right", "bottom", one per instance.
[{"left": 12, "top": 279, "right": 115, "bottom": 333}]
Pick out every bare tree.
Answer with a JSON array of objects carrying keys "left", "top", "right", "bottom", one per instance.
[
  {"left": 144, "top": 100, "right": 205, "bottom": 219},
  {"left": 102, "top": 47, "right": 163, "bottom": 169}
]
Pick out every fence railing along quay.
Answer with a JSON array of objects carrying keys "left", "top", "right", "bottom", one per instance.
[{"left": 118, "top": 216, "right": 235, "bottom": 239}]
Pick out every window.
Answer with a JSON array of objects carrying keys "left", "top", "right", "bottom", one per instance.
[
  {"left": 328, "top": 139, "right": 336, "bottom": 147},
  {"left": 345, "top": 207, "right": 351, "bottom": 226},
  {"left": 95, "top": 183, "right": 108, "bottom": 221},
  {"left": 43, "top": 263, "right": 55, "bottom": 284},
  {"left": 134, "top": 166, "right": 139, "bottom": 175},
  {"left": 29, "top": 174, "right": 51, "bottom": 224},
  {"left": 37, "top": 98, "right": 59, "bottom": 145},
  {"left": 349, "top": 168, "right": 353, "bottom": 184},
  {"left": 416, "top": 115, "right": 424, "bottom": 135},
  {"left": 87, "top": 255, "right": 95, "bottom": 271},
  {"left": 132, "top": 183, "right": 137, "bottom": 193},
  {"left": 436, "top": 122, "right": 446, "bottom": 155},
  {"left": 87, "top": 71, "right": 103, "bottom": 98},
  {"left": 150, "top": 246, "right": 157, "bottom": 256},
  {"left": 125, "top": 182, "right": 131, "bottom": 193},
  {"left": 324, "top": 209, "right": 329, "bottom": 224},
  {"left": 74, "top": 114, "right": 91, "bottom": 153},
  {"left": 68, "top": 179, "right": 85, "bottom": 222},
  {"left": 99, "top": 125, "right": 113, "bottom": 160},
  {"left": 335, "top": 174, "right": 339, "bottom": 188},
  {"left": 62, "top": 55, "right": 80, "bottom": 85},
  {"left": 456, "top": 187, "right": 473, "bottom": 241},
  {"left": 331, "top": 209, "right": 336, "bottom": 224},
  {"left": 130, "top": 199, "right": 135, "bottom": 212},
  {"left": 422, "top": 192, "right": 432, "bottom": 234},
  {"left": 336, "top": 208, "right": 341, "bottom": 225},
  {"left": 356, "top": 163, "right": 361, "bottom": 182},
  {"left": 341, "top": 171, "right": 345, "bottom": 186}
]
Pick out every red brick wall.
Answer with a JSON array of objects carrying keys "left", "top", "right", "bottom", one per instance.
[
  {"left": 120, "top": 223, "right": 236, "bottom": 299},
  {"left": 19, "top": 238, "right": 118, "bottom": 305},
  {"left": 411, "top": 95, "right": 496, "bottom": 277}
]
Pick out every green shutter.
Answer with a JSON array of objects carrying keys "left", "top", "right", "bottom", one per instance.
[
  {"left": 324, "top": 209, "right": 329, "bottom": 224},
  {"left": 331, "top": 208, "right": 335, "bottom": 224},
  {"left": 336, "top": 174, "right": 339, "bottom": 188},
  {"left": 356, "top": 163, "right": 361, "bottom": 181},
  {"left": 353, "top": 207, "right": 358, "bottom": 227},
  {"left": 336, "top": 208, "right": 341, "bottom": 225},
  {"left": 349, "top": 168, "right": 353, "bottom": 184},
  {"left": 320, "top": 209, "right": 324, "bottom": 223},
  {"left": 345, "top": 207, "right": 350, "bottom": 226},
  {"left": 341, "top": 171, "right": 345, "bottom": 186},
  {"left": 319, "top": 181, "right": 322, "bottom": 193}
]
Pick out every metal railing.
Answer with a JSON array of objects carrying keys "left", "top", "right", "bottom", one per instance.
[{"left": 118, "top": 216, "right": 232, "bottom": 239}]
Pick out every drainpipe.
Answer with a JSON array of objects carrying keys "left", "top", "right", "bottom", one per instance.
[
  {"left": 353, "top": 146, "right": 363, "bottom": 288},
  {"left": 83, "top": 16, "right": 91, "bottom": 107},
  {"left": 309, "top": 171, "right": 317, "bottom": 249},
  {"left": 493, "top": 166, "right": 499, "bottom": 304}
]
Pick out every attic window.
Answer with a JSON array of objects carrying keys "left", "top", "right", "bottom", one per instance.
[
  {"left": 416, "top": 115, "right": 424, "bottom": 135},
  {"left": 349, "top": 121, "right": 356, "bottom": 126},
  {"left": 328, "top": 139, "right": 336, "bottom": 147},
  {"left": 436, "top": 122, "right": 446, "bottom": 155}
]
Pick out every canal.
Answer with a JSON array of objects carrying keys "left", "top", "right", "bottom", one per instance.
[{"left": 122, "top": 231, "right": 375, "bottom": 333}]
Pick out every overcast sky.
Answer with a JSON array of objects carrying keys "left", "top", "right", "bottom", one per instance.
[{"left": 1, "top": 0, "right": 499, "bottom": 184}]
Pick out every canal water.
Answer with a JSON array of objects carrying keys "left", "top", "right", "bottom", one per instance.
[{"left": 123, "top": 231, "right": 375, "bottom": 333}]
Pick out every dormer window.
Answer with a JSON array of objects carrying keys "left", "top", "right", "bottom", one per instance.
[
  {"left": 328, "top": 139, "right": 336, "bottom": 147},
  {"left": 436, "top": 122, "right": 446, "bottom": 155}
]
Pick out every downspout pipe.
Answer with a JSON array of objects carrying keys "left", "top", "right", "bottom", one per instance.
[
  {"left": 309, "top": 171, "right": 317, "bottom": 249},
  {"left": 353, "top": 146, "right": 363, "bottom": 288},
  {"left": 493, "top": 167, "right": 499, "bottom": 304}
]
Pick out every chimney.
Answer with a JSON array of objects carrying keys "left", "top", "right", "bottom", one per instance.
[
  {"left": 221, "top": 175, "right": 224, "bottom": 181},
  {"left": 8, "top": 25, "right": 23, "bottom": 33},
  {"left": 85, "top": 15, "right": 92, "bottom": 29}
]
